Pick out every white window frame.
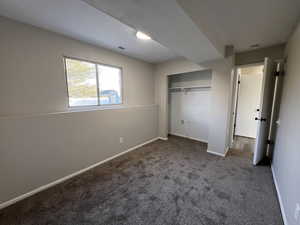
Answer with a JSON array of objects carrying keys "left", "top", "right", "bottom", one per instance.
[{"left": 63, "top": 56, "right": 123, "bottom": 108}]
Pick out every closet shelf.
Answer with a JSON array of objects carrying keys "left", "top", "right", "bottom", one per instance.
[{"left": 168, "top": 85, "right": 211, "bottom": 91}]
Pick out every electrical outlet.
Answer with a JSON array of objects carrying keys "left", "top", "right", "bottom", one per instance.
[
  {"left": 119, "top": 137, "right": 124, "bottom": 144},
  {"left": 294, "top": 203, "right": 300, "bottom": 221}
]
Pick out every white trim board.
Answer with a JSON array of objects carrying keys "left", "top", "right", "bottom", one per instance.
[
  {"left": 158, "top": 137, "right": 168, "bottom": 141},
  {"left": 0, "top": 104, "right": 158, "bottom": 120},
  {"left": 271, "top": 165, "right": 288, "bottom": 225},
  {"left": 0, "top": 137, "right": 160, "bottom": 210},
  {"left": 207, "top": 146, "right": 229, "bottom": 157},
  {"left": 168, "top": 133, "right": 208, "bottom": 143},
  {"left": 207, "top": 150, "right": 226, "bottom": 157},
  {"left": 207, "top": 146, "right": 230, "bottom": 158},
  {"left": 225, "top": 146, "right": 230, "bottom": 156}
]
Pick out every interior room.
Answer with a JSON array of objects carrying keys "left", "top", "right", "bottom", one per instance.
[{"left": 0, "top": 0, "right": 300, "bottom": 225}]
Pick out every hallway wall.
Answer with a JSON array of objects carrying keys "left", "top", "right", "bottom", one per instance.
[{"left": 235, "top": 44, "right": 285, "bottom": 65}]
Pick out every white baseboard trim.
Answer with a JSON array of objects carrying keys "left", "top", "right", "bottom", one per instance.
[
  {"left": 207, "top": 150, "right": 226, "bottom": 157},
  {"left": 271, "top": 165, "right": 288, "bottom": 225},
  {"left": 0, "top": 137, "right": 160, "bottom": 210},
  {"left": 207, "top": 146, "right": 230, "bottom": 158},
  {"left": 158, "top": 137, "right": 168, "bottom": 141},
  {"left": 169, "top": 133, "right": 208, "bottom": 143},
  {"left": 224, "top": 146, "right": 230, "bottom": 157}
]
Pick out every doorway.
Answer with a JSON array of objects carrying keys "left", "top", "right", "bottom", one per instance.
[
  {"left": 233, "top": 64, "right": 264, "bottom": 154},
  {"left": 231, "top": 58, "right": 281, "bottom": 165}
]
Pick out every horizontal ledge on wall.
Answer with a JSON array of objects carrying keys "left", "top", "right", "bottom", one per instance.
[{"left": 0, "top": 104, "right": 158, "bottom": 120}]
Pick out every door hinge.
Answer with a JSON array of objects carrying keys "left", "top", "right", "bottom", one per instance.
[
  {"left": 274, "top": 70, "right": 285, "bottom": 77},
  {"left": 267, "top": 139, "right": 274, "bottom": 145},
  {"left": 255, "top": 117, "right": 267, "bottom": 122}
]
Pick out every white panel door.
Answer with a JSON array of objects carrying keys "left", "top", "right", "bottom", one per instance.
[
  {"left": 235, "top": 72, "right": 263, "bottom": 138},
  {"left": 253, "top": 58, "right": 276, "bottom": 165}
]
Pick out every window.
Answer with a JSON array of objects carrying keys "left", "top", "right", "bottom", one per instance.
[
  {"left": 98, "top": 65, "right": 122, "bottom": 105},
  {"left": 65, "top": 57, "right": 122, "bottom": 107}
]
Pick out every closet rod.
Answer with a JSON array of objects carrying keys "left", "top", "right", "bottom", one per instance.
[{"left": 168, "top": 86, "right": 211, "bottom": 91}]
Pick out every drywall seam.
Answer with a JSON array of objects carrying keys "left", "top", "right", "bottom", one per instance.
[
  {"left": 0, "top": 137, "right": 160, "bottom": 210},
  {"left": 271, "top": 165, "right": 288, "bottom": 225}
]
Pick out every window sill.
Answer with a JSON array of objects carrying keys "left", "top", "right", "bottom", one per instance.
[{"left": 67, "top": 104, "right": 125, "bottom": 113}]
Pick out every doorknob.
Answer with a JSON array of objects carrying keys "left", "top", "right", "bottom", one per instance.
[{"left": 255, "top": 117, "right": 267, "bottom": 122}]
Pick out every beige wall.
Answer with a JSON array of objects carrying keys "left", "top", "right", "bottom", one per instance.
[
  {"left": 0, "top": 16, "right": 155, "bottom": 116},
  {"left": 154, "top": 56, "right": 234, "bottom": 155},
  {"left": 0, "top": 17, "right": 158, "bottom": 205},
  {"left": 235, "top": 44, "right": 285, "bottom": 66},
  {"left": 0, "top": 106, "right": 158, "bottom": 204},
  {"left": 272, "top": 22, "right": 300, "bottom": 225}
]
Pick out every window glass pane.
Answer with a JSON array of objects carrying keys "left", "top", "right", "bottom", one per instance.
[
  {"left": 98, "top": 65, "right": 122, "bottom": 105},
  {"left": 65, "top": 58, "right": 98, "bottom": 107}
]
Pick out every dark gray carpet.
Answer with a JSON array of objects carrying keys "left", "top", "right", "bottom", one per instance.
[{"left": 0, "top": 135, "right": 283, "bottom": 225}]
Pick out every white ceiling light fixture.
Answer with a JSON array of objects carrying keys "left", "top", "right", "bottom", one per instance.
[{"left": 136, "top": 31, "right": 151, "bottom": 40}]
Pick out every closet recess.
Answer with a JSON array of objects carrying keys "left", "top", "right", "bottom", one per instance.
[{"left": 168, "top": 70, "right": 212, "bottom": 143}]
